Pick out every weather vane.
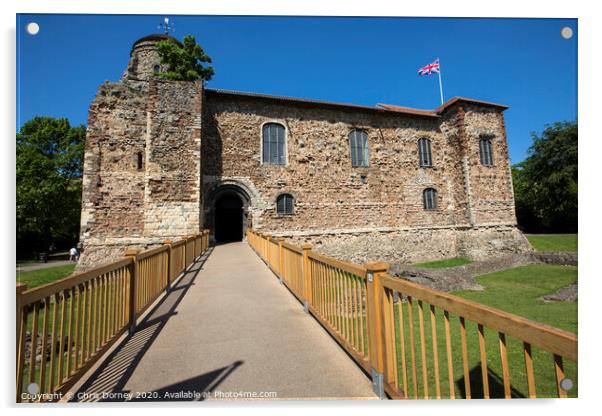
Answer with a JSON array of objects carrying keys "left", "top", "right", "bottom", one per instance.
[{"left": 158, "top": 17, "right": 175, "bottom": 35}]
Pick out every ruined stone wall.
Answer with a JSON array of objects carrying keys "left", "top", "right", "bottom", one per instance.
[
  {"left": 143, "top": 79, "right": 203, "bottom": 238},
  {"left": 78, "top": 81, "right": 203, "bottom": 270},
  {"left": 78, "top": 80, "right": 150, "bottom": 268},
  {"left": 282, "top": 225, "right": 530, "bottom": 265}
]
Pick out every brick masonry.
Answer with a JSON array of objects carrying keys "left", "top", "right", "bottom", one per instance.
[{"left": 77, "top": 34, "right": 531, "bottom": 270}]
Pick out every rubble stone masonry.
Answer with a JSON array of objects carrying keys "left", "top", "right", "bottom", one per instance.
[{"left": 78, "top": 34, "right": 531, "bottom": 270}]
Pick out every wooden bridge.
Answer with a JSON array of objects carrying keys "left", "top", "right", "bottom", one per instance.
[{"left": 16, "top": 230, "right": 577, "bottom": 402}]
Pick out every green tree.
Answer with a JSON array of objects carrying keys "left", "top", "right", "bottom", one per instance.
[
  {"left": 512, "top": 121, "right": 577, "bottom": 233},
  {"left": 16, "top": 117, "right": 85, "bottom": 256},
  {"left": 156, "top": 35, "right": 214, "bottom": 81}
]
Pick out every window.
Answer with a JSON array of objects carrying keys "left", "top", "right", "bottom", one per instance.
[
  {"left": 276, "top": 194, "right": 294, "bottom": 215},
  {"left": 136, "top": 151, "right": 143, "bottom": 170},
  {"left": 262, "top": 123, "right": 286, "bottom": 165},
  {"left": 349, "top": 129, "right": 369, "bottom": 167},
  {"left": 153, "top": 65, "right": 161, "bottom": 73},
  {"left": 418, "top": 138, "right": 433, "bottom": 167},
  {"left": 423, "top": 188, "right": 437, "bottom": 210},
  {"left": 479, "top": 137, "right": 494, "bottom": 166}
]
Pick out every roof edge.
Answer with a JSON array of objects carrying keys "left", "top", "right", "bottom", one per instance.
[
  {"left": 434, "top": 96, "right": 509, "bottom": 113},
  {"left": 205, "top": 88, "right": 439, "bottom": 118},
  {"left": 132, "top": 34, "right": 182, "bottom": 49},
  {"left": 204, "top": 88, "right": 508, "bottom": 117}
]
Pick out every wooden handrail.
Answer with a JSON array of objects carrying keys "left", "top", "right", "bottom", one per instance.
[
  {"left": 282, "top": 240, "right": 303, "bottom": 254},
  {"left": 20, "top": 258, "right": 133, "bottom": 306},
  {"left": 308, "top": 251, "right": 367, "bottom": 278},
  {"left": 380, "top": 273, "right": 577, "bottom": 361},
  {"left": 171, "top": 239, "right": 186, "bottom": 248},
  {"left": 137, "top": 244, "right": 169, "bottom": 261}
]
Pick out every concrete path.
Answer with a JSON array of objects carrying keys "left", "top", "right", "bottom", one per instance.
[
  {"left": 17, "top": 260, "right": 74, "bottom": 273},
  {"left": 72, "top": 242, "right": 376, "bottom": 401}
]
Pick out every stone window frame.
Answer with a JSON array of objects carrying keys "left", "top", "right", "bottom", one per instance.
[
  {"left": 260, "top": 121, "right": 289, "bottom": 166},
  {"left": 418, "top": 137, "right": 434, "bottom": 168},
  {"left": 423, "top": 187, "right": 438, "bottom": 211},
  {"left": 275, "top": 192, "right": 295, "bottom": 216},
  {"left": 478, "top": 134, "right": 495, "bottom": 166},
  {"left": 349, "top": 128, "right": 370, "bottom": 168}
]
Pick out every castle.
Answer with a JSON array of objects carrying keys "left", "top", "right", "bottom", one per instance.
[{"left": 78, "top": 34, "right": 530, "bottom": 270}]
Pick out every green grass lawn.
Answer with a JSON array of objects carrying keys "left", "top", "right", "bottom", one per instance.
[
  {"left": 527, "top": 234, "right": 577, "bottom": 252},
  {"left": 17, "top": 264, "right": 76, "bottom": 289},
  {"left": 413, "top": 258, "right": 473, "bottom": 269},
  {"left": 454, "top": 265, "right": 577, "bottom": 332},
  {"left": 390, "top": 264, "right": 577, "bottom": 399}
]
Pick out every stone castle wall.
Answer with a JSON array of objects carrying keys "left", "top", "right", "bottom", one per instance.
[
  {"left": 202, "top": 93, "right": 530, "bottom": 261},
  {"left": 202, "top": 93, "right": 472, "bottom": 232}
]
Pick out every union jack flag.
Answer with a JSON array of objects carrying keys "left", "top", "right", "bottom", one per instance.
[{"left": 418, "top": 59, "right": 440, "bottom": 76}]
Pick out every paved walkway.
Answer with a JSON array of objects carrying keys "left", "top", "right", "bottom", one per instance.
[
  {"left": 17, "top": 260, "right": 74, "bottom": 273},
  {"left": 72, "top": 242, "right": 376, "bottom": 401}
]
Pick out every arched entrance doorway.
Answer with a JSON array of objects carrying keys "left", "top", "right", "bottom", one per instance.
[
  {"left": 215, "top": 194, "right": 244, "bottom": 242},
  {"left": 205, "top": 182, "right": 253, "bottom": 243}
]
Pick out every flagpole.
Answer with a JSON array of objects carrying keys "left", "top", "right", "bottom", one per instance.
[{"left": 437, "top": 58, "right": 444, "bottom": 105}]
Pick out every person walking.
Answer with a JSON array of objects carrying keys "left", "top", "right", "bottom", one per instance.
[{"left": 69, "top": 246, "right": 78, "bottom": 262}]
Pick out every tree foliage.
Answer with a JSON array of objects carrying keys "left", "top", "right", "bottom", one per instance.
[
  {"left": 156, "top": 35, "right": 214, "bottom": 81},
  {"left": 512, "top": 121, "right": 577, "bottom": 233},
  {"left": 16, "top": 117, "right": 85, "bottom": 255}
]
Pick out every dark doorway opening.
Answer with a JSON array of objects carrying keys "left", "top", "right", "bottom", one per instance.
[{"left": 215, "top": 194, "right": 243, "bottom": 242}]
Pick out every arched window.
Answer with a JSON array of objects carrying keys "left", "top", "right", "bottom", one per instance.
[
  {"left": 418, "top": 138, "right": 433, "bottom": 167},
  {"left": 479, "top": 137, "right": 494, "bottom": 166},
  {"left": 349, "top": 129, "right": 369, "bottom": 167},
  {"left": 423, "top": 188, "right": 437, "bottom": 210},
  {"left": 262, "top": 123, "right": 286, "bottom": 165},
  {"left": 276, "top": 194, "right": 294, "bottom": 215},
  {"left": 153, "top": 65, "right": 161, "bottom": 73}
]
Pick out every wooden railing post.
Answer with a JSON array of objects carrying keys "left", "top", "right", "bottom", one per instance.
[
  {"left": 16, "top": 283, "right": 28, "bottom": 402},
  {"left": 365, "top": 261, "right": 390, "bottom": 399},
  {"left": 186, "top": 236, "right": 193, "bottom": 267},
  {"left": 193, "top": 234, "right": 198, "bottom": 259},
  {"left": 275, "top": 237, "right": 284, "bottom": 283},
  {"left": 125, "top": 249, "right": 140, "bottom": 334},
  {"left": 164, "top": 240, "right": 173, "bottom": 290},
  {"left": 266, "top": 235, "right": 272, "bottom": 266},
  {"left": 301, "top": 244, "right": 312, "bottom": 314}
]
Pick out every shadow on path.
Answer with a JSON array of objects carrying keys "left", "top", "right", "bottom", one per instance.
[{"left": 70, "top": 247, "right": 241, "bottom": 402}]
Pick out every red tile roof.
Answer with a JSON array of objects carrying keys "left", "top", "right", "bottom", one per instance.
[
  {"left": 375, "top": 103, "right": 436, "bottom": 117},
  {"left": 205, "top": 88, "right": 508, "bottom": 118}
]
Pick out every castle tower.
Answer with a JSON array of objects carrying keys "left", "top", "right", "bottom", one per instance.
[
  {"left": 79, "top": 34, "right": 203, "bottom": 270},
  {"left": 122, "top": 34, "right": 180, "bottom": 81}
]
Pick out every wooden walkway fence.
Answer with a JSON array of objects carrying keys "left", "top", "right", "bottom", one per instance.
[
  {"left": 16, "top": 231, "right": 210, "bottom": 403},
  {"left": 247, "top": 229, "right": 578, "bottom": 400}
]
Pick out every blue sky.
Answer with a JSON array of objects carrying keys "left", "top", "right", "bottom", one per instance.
[{"left": 16, "top": 14, "right": 577, "bottom": 163}]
